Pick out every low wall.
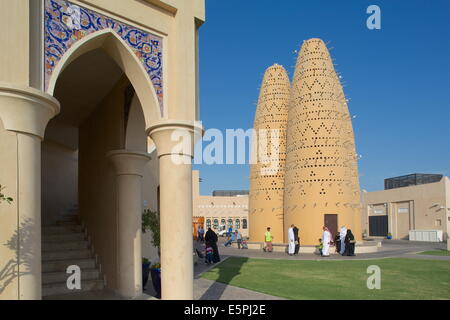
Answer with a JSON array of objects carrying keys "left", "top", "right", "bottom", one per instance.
[{"left": 232, "top": 241, "right": 381, "bottom": 254}]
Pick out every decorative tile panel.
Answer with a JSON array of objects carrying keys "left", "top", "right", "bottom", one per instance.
[{"left": 44, "top": 0, "right": 164, "bottom": 114}]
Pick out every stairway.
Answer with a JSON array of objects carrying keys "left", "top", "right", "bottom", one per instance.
[{"left": 42, "top": 212, "right": 105, "bottom": 297}]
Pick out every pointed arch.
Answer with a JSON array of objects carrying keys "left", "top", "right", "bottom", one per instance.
[{"left": 47, "top": 29, "right": 162, "bottom": 128}]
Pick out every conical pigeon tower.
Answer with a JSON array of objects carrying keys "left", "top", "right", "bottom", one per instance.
[
  {"left": 283, "top": 38, "right": 361, "bottom": 245},
  {"left": 249, "top": 64, "right": 290, "bottom": 242}
]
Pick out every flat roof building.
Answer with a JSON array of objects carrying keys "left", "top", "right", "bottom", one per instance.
[
  {"left": 362, "top": 175, "right": 450, "bottom": 241},
  {"left": 193, "top": 171, "right": 249, "bottom": 237},
  {"left": 384, "top": 173, "right": 443, "bottom": 190}
]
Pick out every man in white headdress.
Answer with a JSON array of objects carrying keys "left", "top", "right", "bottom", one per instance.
[
  {"left": 340, "top": 226, "right": 347, "bottom": 255},
  {"left": 321, "top": 226, "right": 331, "bottom": 257},
  {"left": 288, "top": 224, "right": 295, "bottom": 255}
]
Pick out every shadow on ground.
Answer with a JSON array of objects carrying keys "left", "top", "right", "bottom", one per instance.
[{"left": 198, "top": 257, "right": 248, "bottom": 300}]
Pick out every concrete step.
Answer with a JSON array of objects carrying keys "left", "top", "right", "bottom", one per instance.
[
  {"left": 42, "top": 225, "right": 84, "bottom": 234},
  {"left": 42, "top": 279, "right": 104, "bottom": 297},
  {"left": 42, "top": 240, "right": 89, "bottom": 252},
  {"left": 42, "top": 269, "right": 100, "bottom": 285},
  {"left": 56, "top": 220, "right": 80, "bottom": 226},
  {"left": 42, "top": 258, "right": 97, "bottom": 273},
  {"left": 42, "top": 249, "right": 92, "bottom": 261},
  {"left": 42, "top": 232, "right": 85, "bottom": 242}
]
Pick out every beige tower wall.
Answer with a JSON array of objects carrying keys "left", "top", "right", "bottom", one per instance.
[
  {"left": 284, "top": 39, "right": 361, "bottom": 245},
  {"left": 249, "top": 65, "right": 290, "bottom": 242}
]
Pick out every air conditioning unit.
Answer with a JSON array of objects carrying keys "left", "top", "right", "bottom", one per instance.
[{"left": 409, "top": 230, "right": 443, "bottom": 242}]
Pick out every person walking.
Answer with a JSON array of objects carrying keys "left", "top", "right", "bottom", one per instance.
[
  {"left": 293, "top": 225, "right": 300, "bottom": 255},
  {"left": 334, "top": 233, "right": 341, "bottom": 253},
  {"left": 288, "top": 224, "right": 295, "bottom": 255},
  {"left": 224, "top": 231, "right": 236, "bottom": 247},
  {"left": 339, "top": 226, "right": 347, "bottom": 255},
  {"left": 205, "top": 227, "right": 221, "bottom": 263},
  {"left": 321, "top": 226, "right": 332, "bottom": 257},
  {"left": 197, "top": 226, "right": 205, "bottom": 242},
  {"left": 263, "top": 227, "right": 273, "bottom": 252},
  {"left": 236, "top": 230, "right": 243, "bottom": 249},
  {"left": 344, "top": 229, "right": 356, "bottom": 256}
]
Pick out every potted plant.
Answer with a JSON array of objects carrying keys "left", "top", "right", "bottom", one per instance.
[
  {"left": 142, "top": 257, "right": 151, "bottom": 290},
  {"left": 387, "top": 232, "right": 392, "bottom": 240},
  {"left": 150, "top": 262, "right": 161, "bottom": 299},
  {"left": 142, "top": 209, "right": 161, "bottom": 298},
  {"left": 362, "top": 229, "right": 368, "bottom": 239}
]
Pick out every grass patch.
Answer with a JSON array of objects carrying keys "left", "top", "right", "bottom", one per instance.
[
  {"left": 201, "top": 257, "right": 450, "bottom": 300},
  {"left": 418, "top": 250, "right": 450, "bottom": 256}
]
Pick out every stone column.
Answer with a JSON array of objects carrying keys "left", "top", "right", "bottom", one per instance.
[
  {"left": 0, "top": 84, "right": 60, "bottom": 300},
  {"left": 148, "top": 120, "right": 201, "bottom": 300},
  {"left": 107, "top": 150, "right": 151, "bottom": 298}
]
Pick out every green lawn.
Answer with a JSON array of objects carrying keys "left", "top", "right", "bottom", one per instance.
[
  {"left": 202, "top": 257, "right": 450, "bottom": 300},
  {"left": 418, "top": 250, "right": 450, "bottom": 256}
]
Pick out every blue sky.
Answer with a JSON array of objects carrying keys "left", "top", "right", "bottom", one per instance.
[{"left": 193, "top": 0, "right": 450, "bottom": 195}]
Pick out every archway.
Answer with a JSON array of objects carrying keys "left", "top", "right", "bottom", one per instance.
[{"left": 41, "top": 31, "right": 160, "bottom": 298}]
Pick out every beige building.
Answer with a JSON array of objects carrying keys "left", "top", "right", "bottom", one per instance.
[
  {"left": 361, "top": 174, "right": 450, "bottom": 241},
  {"left": 249, "top": 38, "right": 361, "bottom": 245},
  {"left": 193, "top": 171, "right": 249, "bottom": 238},
  {"left": 0, "top": 0, "right": 204, "bottom": 300}
]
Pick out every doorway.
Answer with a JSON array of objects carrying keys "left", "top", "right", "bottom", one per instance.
[{"left": 324, "top": 214, "right": 338, "bottom": 238}]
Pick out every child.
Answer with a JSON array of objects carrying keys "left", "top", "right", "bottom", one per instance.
[
  {"left": 205, "top": 244, "right": 214, "bottom": 264},
  {"left": 317, "top": 238, "right": 324, "bottom": 256},
  {"left": 241, "top": 238, "right": 248, "bottom": 249}
]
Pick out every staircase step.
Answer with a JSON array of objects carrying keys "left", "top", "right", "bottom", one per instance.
[
  {"left": 42, "top": 258, "right": 97, "bottom": 273},
  {"left": 42, "top": 233, "right": 85, "bottom": 242},
  {"left": 43, "top": 249, "right": 92, "bottom": 261},
  {"left": 43, "top": 269, "right": 100, "bottom": 285},
  {"left": 56, "top": 220, "right": 80, "bottom": 226},
  {"left": 42, "top": 225, "right": 84, "bottom": 234},
  {"left": 42, "top": 279, "right": 104, "bottom": 297},
  {"left": 42, "top": 240, "right": 89, "bottom": 252}
]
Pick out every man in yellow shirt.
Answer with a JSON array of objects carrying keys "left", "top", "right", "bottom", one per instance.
[{"left": 263, "top": 227, "right": 273, "bottom": 252}]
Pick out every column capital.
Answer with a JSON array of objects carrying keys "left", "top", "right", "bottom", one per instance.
[
  {"left": 0, "top": 83, "right": 60, "bottom": 139},
  {"left": 107, "top": 150, "right": 151, "bottom": 177},
  {"left": 147, "top": 119, "right": 203, "bottom": 158}
]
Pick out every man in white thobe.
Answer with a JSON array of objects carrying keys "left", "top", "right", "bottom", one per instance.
[
  {"left": 322, "top": 226, "right": 331, "bottom": 257},
  {"left": 340, "top": 226, "right": 347, "bottom": 255},
  {"left": 288, "top": 225, "right": 295, "bottom": 255}
]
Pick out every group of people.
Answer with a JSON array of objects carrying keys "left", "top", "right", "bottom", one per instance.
[
  {"left": 224, "top": 229, "right": 247, "bottom": 249},
  {"left": 262, "top": 225, "right": 300, "bottom": 255},
  {"left": 262, "top": 225, "right": 356, "bottom": 257},
  {"left": 201, "top": 227, "right": 221, "bottom": 265},
  {"left": 320, "top": 226, "right": 356, "bottom": 257},
  {"left": 199, "top": 224, "right": 355, "bottom": 261}
]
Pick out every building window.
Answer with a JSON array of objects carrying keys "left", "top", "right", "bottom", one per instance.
[
  {"left": 435, "top": 219, "right": 442, "bottom": 227},
  {"left": 235, "top": 219, "right": 240, "bottom": 229},
  {"left": 243, "top": 219, "right": 247, "bottom": 229},
  {"left": 227, "top": 218, "right": 233, "bottom": 228},
  {"left": 206, "top": 219, "right": 211, "bottom": 229},
  {"left": 221, "top": 218, "right": 226, "bottom": 226},
  {"left": 213, "top": 219, "right": 219, "bottom": 229}
]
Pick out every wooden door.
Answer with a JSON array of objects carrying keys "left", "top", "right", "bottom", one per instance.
[{"left": 324, "top": 214, "right": 338, "bottom": 238}]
